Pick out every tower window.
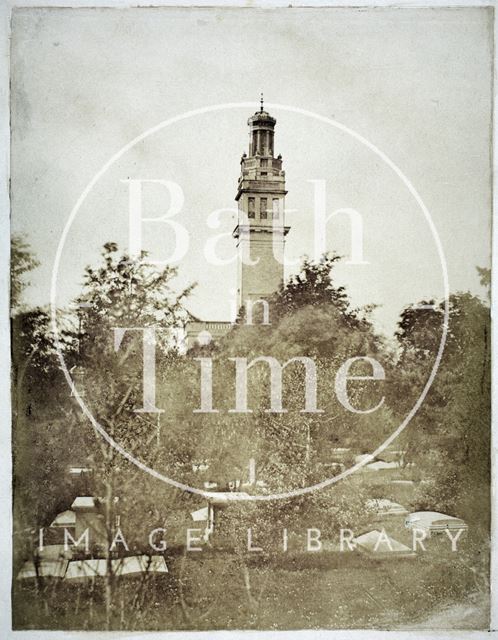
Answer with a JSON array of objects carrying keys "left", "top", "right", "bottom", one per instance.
[
  {"left": 260, "top": 198, "right": 267, "bottom": 219},
  {"left": 248, "top": 197, "right": 255, "bottom": 219},
  {"left": 272, "top": 198, "right": 280, "bottom": 219},
  {"left": 260, "top": 172, "right": 267, "bottom": 177}
]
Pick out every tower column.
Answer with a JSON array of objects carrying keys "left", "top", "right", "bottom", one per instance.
[{"left": 233, "top": 101, "right": 290, "bottom": 312}]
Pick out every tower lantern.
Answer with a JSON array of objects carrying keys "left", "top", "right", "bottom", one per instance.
[
  {"left": 233, "top": 100, "right": 290, "bottom": 310},
  {"left": 248, "top": 94, "right": 276, "bottom": 157}
]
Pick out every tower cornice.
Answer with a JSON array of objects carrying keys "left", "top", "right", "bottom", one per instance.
[
  {"left": 232, "top": 224, "right": 290, "bottom": 240},
  {"left": 235, "top": 183, "right": 287, "bottom": 202}
]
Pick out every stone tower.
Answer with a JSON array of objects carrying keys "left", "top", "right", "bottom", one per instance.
[{"left": 233, "top": 99, "right": 290, "bottom": 310}]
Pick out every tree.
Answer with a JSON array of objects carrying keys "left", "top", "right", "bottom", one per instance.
[
  {"left": 181, "top": 253, "right": 393, "bottom": 494},
  {"left": 394, "top": 284, "right": 490, "bottom": 534},
  {"left": 11, "top": 234, "right": 39, "bottom": 312},
  {"left": 66, "top": 243, "right": 195, "bottom": 627},
  {"left": 10, "top": 238, "right": 77, "bottom": 571},
  {"left": 159, "top": 254, "right": 391, "bottom": 622}
]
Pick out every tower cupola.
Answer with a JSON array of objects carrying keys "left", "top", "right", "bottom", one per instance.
[{"left": 248, "top": 95, "right": 277, "bottom": 157}]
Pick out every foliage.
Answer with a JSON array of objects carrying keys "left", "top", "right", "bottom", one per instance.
[
  {"left": 11, "top": 244, "right": 491, "bottom": 630},
  {"left": 11, "top": 234, "right": 39, "bottom": 312},
  {"left": 177, "top": 254, "right": 393, "bottom": 494},
  {"left": 394, "top": 285, "right": 490, "bottom": 532}
]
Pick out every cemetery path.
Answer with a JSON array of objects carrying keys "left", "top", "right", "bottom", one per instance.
[{"left": 397, "top": 592, "right": 488, "bottom": 630}]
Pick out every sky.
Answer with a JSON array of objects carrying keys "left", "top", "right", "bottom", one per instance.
[{"left": 10, "top": 6, "right": 492, "bottom": 336}]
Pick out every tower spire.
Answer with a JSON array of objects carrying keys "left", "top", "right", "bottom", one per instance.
[{"left": 260, "top": 92, "right": 264, "bottom": 112}]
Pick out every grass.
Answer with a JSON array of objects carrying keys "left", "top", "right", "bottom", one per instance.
[{"left": 12, "top": 542, "right": 488, "bottom": 631}]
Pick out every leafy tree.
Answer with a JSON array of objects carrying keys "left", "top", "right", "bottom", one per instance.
[
  {"left": 179, "top": 254, "right": 393, "bottom": 493},
  {"left": 394, "top": 285, "right": 490, "bottom": 534},
  {"left": 10, "top": 239, "right": 77, "bottom": 570},
  {"left": 65, "top": 243, "right": 195, "bottom": 627},
  {"left": 11, "top": 234, "right": 39, "bottom": 312},
  {"left": 477, "top": 266, "right": 490, "bottom": 294}
]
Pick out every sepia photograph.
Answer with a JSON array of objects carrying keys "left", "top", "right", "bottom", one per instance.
[{"left": 2, "top": 2, "right": 494, "bottom": 636}]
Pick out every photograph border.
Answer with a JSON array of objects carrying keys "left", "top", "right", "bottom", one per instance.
[{"left": 0, "top": 1, "right": 495, "bottom": 638}]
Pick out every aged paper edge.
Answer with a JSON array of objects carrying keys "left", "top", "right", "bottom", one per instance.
[{"left": 0, "top": 1, "right": 495, "bottom": 638}]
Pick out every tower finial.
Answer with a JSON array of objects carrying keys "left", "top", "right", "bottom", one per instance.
[{"left": 260, "top": 92, "right": 264, "bottom": 112}]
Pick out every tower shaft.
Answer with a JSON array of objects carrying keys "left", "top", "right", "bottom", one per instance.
[{"left": 233, "top": 106, "right": 290, "bottom": 310}]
